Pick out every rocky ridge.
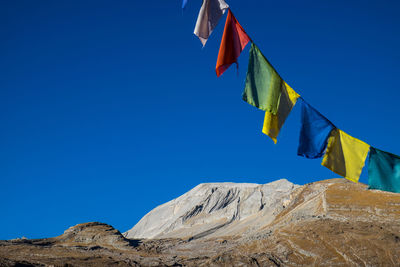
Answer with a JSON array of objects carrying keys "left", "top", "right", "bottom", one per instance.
[{"left": 1, "top": 178, "right": 400, "bottom": 266}]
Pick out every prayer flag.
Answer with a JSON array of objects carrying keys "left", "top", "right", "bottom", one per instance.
[
  {"left": 194, "top": 0, "right": 229, "bottom": 46},
  {"left": 262, "top": 82, "right": 300, "bottom": 143},
  {"left": 297, "top": 99, "right": 335, "bottom": 159},
  {"left": 182, "top": 0, "right": 188, "bottom": 9},
  {"left": 242, "top": 43, "right": 283, "bottom": 114},
  {"left": 322, "top": 129, "right": 370, "bottom": 183},
  {"left": 216, "top": 9, "right": 251, "bottom": 77},
  {"left": 368, "top": 147, "right": 400, "bottom": 193}
]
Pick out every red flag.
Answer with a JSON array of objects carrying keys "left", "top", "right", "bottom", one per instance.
[{"left": 216, "top": 9, "right": 251, "bottom": 77}]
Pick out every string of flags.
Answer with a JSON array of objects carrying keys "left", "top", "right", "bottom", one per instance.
[{"left": 183, "top": 1, "right": 400, "bottom": 194}]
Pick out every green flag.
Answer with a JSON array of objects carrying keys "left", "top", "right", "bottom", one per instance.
[{"left": 242, "top": 43, "right": 283, "bottom": 114}]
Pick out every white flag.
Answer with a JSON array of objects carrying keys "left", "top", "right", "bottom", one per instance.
[{"left": 194, "top": 0, "right": 229, "bottom": 46}]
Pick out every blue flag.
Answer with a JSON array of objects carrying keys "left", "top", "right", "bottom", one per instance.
[
  {"left": 368, "top": 147, "right": 400, "bottom": 193},
  {"left": 182, "top": 0, "right": 188, "bottom": 9},
  {"left": 298, "top": 99, "right": 335, "bottom": 159}
]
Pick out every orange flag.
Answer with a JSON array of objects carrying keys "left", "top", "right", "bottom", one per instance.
[{"left": 216, "top": 9, "right": 251, "bottom": 77}]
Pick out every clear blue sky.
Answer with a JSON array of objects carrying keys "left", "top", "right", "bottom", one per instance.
[{"left": 1, "top": 0, "right": 399, "bottom": 240}]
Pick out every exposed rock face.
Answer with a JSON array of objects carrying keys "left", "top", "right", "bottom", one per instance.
[
  {"left": 56, "top": 222, "right": 133, "bottom": 250},
  {"left": 1, "top": 178, "right": 400, "bottom": 266},
  {"left": 124, "top": 179, "right": 299, "bottom": 239}
]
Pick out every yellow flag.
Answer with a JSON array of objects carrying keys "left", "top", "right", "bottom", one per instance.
[
  {"left": 321, "top": 129, "right": 370, "bottom": 182},
  {"left": 262, "top": 82, "right": 300, "bottom": 143}
]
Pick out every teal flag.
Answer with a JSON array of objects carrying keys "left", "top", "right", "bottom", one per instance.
[
  {"left": 368, "top": 147, "right": 400, "bottom": 193},
  {"left": 242, "top": 43, "right": 283, "bottom": 114}
]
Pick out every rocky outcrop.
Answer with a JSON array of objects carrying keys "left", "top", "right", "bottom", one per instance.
[{"left": 55, "top": 222, "right": 133, "bottom": 250}]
